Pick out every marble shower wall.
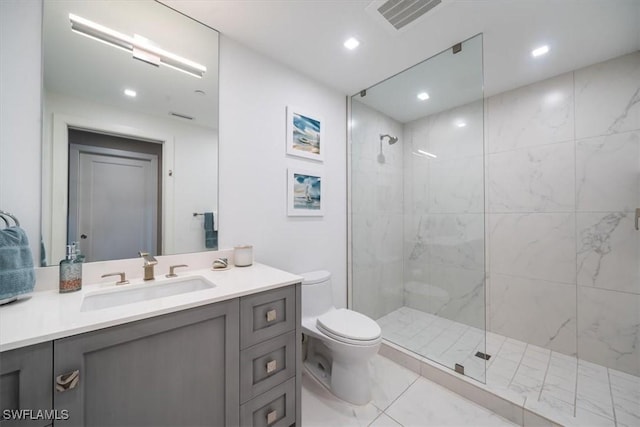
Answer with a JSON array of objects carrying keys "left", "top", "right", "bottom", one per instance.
[
  {"left": 486, "top": 51, "right": 640, "bottom": 376},
  {"left": 403, "top": 100, "right": 486, "bottom": 331},
  {"left": 352, "top": 51, "right": 638, "bottom": 376},
  {"left": 351, "top": 100, "right": 404, "bottom": 320}
]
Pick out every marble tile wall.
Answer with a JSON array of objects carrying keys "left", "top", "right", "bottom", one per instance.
[
  {"left": 403, "top": 100, "right": 485, "bottom": 330},
  {"left": 486, "top": 51, "right": 639, "bottom": 375},
  {"left": 351, "top": 100, "right": 404, "bottom": 320},
  {"left": 352, "top": 51, "right": 639, "bottom": 377}
]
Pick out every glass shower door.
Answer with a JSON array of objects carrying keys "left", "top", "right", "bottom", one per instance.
[{"left": 350, "top": 34, "right": 486, "bottom": 382}]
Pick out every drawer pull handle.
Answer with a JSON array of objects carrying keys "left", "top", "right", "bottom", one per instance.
[
  {"left": 266, "top": 309, "right": 277, "bottom": 323},
  {"left": 56, "top": 370, "right": 80, "bottom": 392},
  {"left": 266, "top": 359, "right": 277, "bottom": 374},
  {"left": 266, "top": 409, "right": 277, "bottom": 425}
]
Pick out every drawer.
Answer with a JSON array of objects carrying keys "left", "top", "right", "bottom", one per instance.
[
  {"left": 240, "top": 377, "right": 295, "bottom": 427},
  {"left": 240, "top": 286, "right": 295, "bottom": 348},
  {"left": 240, "top": 331, "right": 296, "bottom": 404}
]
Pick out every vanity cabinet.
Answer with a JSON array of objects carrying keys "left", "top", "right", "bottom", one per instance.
[
  {"left": 0, "top": 283, "right": 301, "bottom": 427},
  {"left": 53, "top": 299, "right": 240, "bottom": 426},
  {"left": 0, "top": 342, "right": 53, "bottom": 427}
]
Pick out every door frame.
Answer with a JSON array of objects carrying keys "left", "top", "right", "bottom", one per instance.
[{"left": 43, "top": 113, "right": 175, "bottom": 265}]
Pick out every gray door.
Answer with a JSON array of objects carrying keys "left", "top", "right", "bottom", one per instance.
[
  {"left": 53, "top": 300, "right": 240, "bottom": 427},
  {"left": 68, "top": 144, "right": 158, "bottom": 261}
]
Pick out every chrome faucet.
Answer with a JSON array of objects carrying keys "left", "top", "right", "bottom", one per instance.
[{"left": 139, "top": 252, "right": 157, "bottom": 281}]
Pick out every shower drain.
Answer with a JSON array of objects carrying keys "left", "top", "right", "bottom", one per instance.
[{"left": 475, "top": 351, "right": 491, "bottom": 360}]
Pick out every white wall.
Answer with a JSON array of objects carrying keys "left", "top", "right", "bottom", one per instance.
[
  {"left": 218, "top": 36, "right": 347, "bottom": 307},
  {"left": 0, "top": 0, "right": 42, "bottom": 263},
  {"left": 0, "top": 2, "right": 348, "bottom": 308}
]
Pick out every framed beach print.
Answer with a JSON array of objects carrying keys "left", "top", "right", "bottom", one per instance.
[
  {"left": 287, "top": 168, "right": 324, "bottom": 216},
  {"left": 286, "top": 106, "right": 324, "bottom": 162}
]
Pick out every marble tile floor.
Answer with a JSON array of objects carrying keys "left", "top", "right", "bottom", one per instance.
[
  {"left": 377, "top": 306, "right": 640, "bottom": 426},
  {"left": 301, "top": 354, "right": 518, "bottom": 426}
]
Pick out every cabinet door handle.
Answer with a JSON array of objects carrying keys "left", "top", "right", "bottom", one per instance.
[
  {"left": 635, "top": 208, "right": 640, "bottom": 231},
  {"left": 56, "top": 370, "right": 80, "bottom": 392},
  {"left": 266, "top": 359, "right": 277, "bottom": 374},
  {"left": 266, "top": 409, "right": 277, "bottom": 425},
  {"left": 266, "top": 309, "right": 277, "bottom": 323}
]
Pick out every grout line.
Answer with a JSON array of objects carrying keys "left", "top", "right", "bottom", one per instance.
[
  {"left": 382, "top": 411, "right": 405, "bottom": 427},
  {"left": 606, "top": 368, "right": 618, "bottom": 426},
  {"left": 508, "top": 343, "right": 529, "bottom": 387},
  {"left": 486, "top": 334, "right": 508, "bottom": 372},
  {"left": 572, "top": 68, "right": 579, "bottom": 421},
  {"left": 379, "top": 375, "right": 421, "bottom": 414},
  {"left": 368, "top": 412, "right": 384, "bottom": 427},
  {"left": 536, "top": 349, "right": 553, "bottom": 402},
  {"left": 438, "top": 324, "right": 472, "bottom": 360},
  {"left": 573, "top": 356, "right": 579, "bottom": 417}
]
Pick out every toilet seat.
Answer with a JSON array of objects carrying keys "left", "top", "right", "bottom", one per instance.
[{"left": 316, "top": 309, "right": 381, "bottom": 345}]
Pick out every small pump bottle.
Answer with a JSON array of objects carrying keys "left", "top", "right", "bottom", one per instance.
[{"left": 59, "top": 244, "right": 82, "bottom": 293}]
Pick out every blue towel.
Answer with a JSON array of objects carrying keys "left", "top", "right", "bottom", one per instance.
[
  {"left": 0, "top": 227, "right": 36, "bottom": 300},
  {"left": 204, "top": 212, "right": 217, "bottom": 249}
]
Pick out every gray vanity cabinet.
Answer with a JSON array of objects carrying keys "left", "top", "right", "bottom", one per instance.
[
  {"left": 1, "top": 283, "right": 301, "bottom": 427},
  {"left": 0, "top": 342, "right": 53, "bottom": 427},
  {"left": 239, "top": 285, "right": 301, "bottom": 427},
  {"left": 52, "top": 299, "right": 240, "bottom": 426}
]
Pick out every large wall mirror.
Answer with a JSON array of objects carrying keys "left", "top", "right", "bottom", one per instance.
[{"left": 41, "top": 0, "right": 219, "bottom": 265}]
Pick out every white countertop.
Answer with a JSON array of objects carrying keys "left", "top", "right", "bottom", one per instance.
[{"left": 0, "top": 263, "right": 302, "bottom": 352}]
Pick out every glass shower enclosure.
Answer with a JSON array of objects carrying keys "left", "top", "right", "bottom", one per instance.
[{"left": 350, "top": 34, "right": 486, "bottom": 382}]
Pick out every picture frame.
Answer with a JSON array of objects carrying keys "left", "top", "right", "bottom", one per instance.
[
  {"left": 286, "top": 105, "right": 324, "bottom": 162},
  {"left": 287, "top": 168, "right": 324, "bottom": 216}
]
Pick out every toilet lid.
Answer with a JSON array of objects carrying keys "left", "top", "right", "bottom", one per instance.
[{"left": 316, "top": 309, "right": 381, "bottom": 342}]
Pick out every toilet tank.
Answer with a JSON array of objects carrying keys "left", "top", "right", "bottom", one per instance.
[{"left": 300, "top": 270, "right": 334, "bottom": 318}]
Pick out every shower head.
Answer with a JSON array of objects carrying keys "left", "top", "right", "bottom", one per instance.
[{"left": 380, "top": 134, "right": 399, "bottom": 145}]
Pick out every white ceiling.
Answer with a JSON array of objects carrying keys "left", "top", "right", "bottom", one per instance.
[
  {"left": 44, "top": 0, "right": 219, "bottom": 129},
  {"left": 164, "top": 0, "right": 640, "bottom": 99}
]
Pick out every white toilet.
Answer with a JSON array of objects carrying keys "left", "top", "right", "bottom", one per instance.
[{"left": 300, "top": 270, "right": 382, "bottom": 405}]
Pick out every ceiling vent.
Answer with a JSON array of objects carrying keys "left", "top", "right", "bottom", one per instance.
[{"left": 366, "top": 0, "right": 443, "bottom": 33}]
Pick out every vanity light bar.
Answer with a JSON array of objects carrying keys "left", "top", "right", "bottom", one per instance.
[{"left": 69, "top": 13, "right": 207, "bottom": 78}]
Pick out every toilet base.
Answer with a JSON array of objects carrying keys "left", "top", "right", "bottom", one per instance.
[
  {"left": 329, "top": 358, "right": 373, "bottom": 405},
  {"left": 303, "top": 335, "right": 380, "bottom": 405}
]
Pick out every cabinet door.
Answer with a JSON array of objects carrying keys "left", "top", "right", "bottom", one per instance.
[
  {"left": 0, "top": 342, "right": 53, "bottom": 427},
  {"left": 53, "top": 300, "right": 239, "bottom": 427}
]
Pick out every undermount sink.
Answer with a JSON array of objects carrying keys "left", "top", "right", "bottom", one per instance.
[{"left": 81, "top": 276, "right": 215, "bottom": 312}]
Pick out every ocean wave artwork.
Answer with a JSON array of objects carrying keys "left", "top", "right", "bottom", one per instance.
[{"left": 292, "top": 113, "right": 321, "bottom": 154}]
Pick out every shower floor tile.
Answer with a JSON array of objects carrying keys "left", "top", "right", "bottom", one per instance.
[{"left": 376, "top": 306, "right": 640, "bottom": 426}]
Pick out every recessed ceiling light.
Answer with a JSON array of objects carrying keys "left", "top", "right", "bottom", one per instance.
[
  {"left": 456, "top": 121, "right": 467, "bottom": 128},
  {"left": 417, "top": 92, "right": 430, "bottom": 101},
  {"left": 124, "top": 88, "right": 136, "bottom": 97},
  {"left": 531, "top": 45, "right": 549, "bottom": 57},
  {"left": 344, "top": 37, "right": 360, "bottom": 50}
]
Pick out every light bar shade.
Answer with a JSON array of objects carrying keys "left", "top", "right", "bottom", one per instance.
[{"left": 69, "top": 13, "right": 207, "bottom": 78}]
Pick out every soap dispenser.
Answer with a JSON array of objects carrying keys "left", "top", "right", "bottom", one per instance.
[{"left": 59, "top": 244, "right": 82, "bottom": 293}]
